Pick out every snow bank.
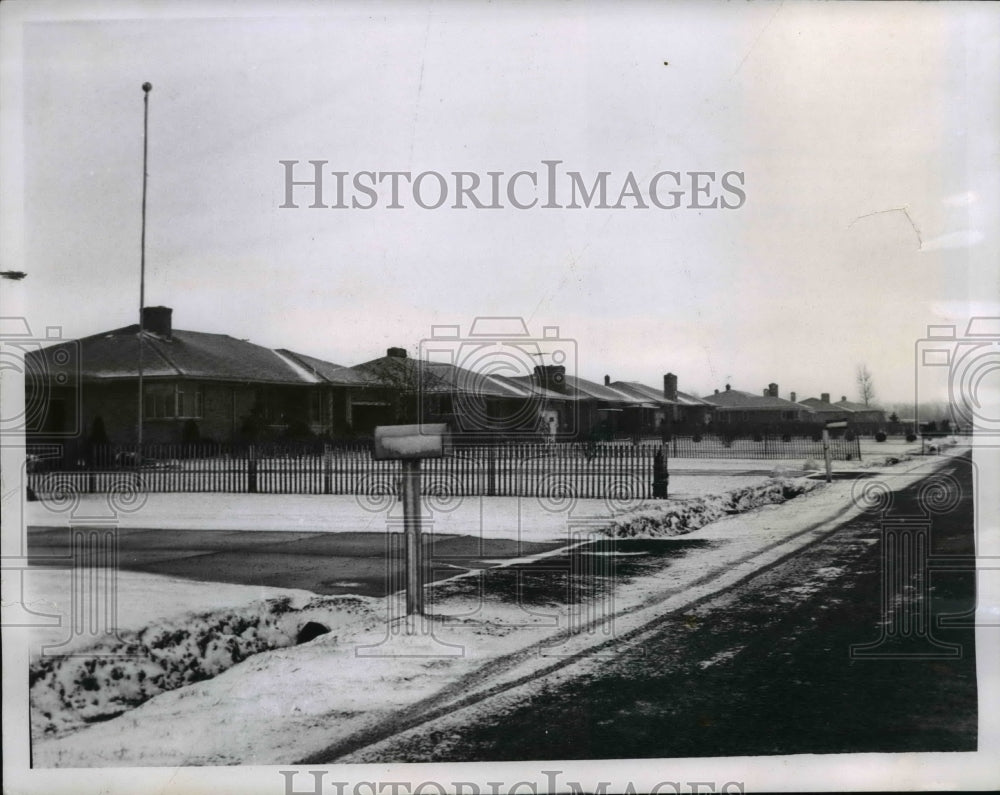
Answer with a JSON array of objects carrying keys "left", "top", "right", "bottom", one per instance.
[
  {"left": 30, "top": 594, "right": 383, "bottom": 741},
  {"left": 601, "top": 478, "right": 820, "bottom": 538}
]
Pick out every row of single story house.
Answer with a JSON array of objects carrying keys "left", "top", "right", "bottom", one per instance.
[{"left": 25, "top": 307, "right": 887, "bottom": 445}]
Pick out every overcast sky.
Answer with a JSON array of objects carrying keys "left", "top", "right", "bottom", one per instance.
[{"left": 5, "top": 1, "right": 999, "bottom": 404}]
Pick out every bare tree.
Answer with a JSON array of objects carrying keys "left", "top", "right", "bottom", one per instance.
[{"left": 856, "top": 364, "right": 876, "bottom": 406}]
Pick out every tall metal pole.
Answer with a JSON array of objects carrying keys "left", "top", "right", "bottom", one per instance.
[{"left": 137, "top": 82, "right": 152, "bottom": 462}]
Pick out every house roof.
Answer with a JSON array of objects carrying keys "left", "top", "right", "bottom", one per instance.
[
  {"left": 566, "top": 375, "right": 646, "bottom": 403},
  {"left": 610, "top": 380, "right": 711, "bottom": 408},
  {"left": 276, "top": 349, "right": 368, "bottom": 386},
  {"left": 506, "top": 374, "right": 645, "bottom": 404},
  {"left": 800, "top": 397, "right": 854, "bottom": 413},
  {"left": 604, "top": 381, "right": 667, "bottom": 405},
  {"left": 350, "top": 354, "right": 534, "bottom": 399},
  {"left": 32, "top": 325, "right": 318, "bottom": 384},
  {"left": 485, "top": 374, "right": 574, "bottom": 402},
  {"left": 835, "top": 399, "right": 884, "bottom": 413},
  {"left": 702, "top": 388, "right": 813, "bottom": 411}
]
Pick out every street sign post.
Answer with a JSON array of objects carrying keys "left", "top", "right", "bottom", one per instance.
[{"left": 373, "top": 424, "right": 449, "bottom": 616}]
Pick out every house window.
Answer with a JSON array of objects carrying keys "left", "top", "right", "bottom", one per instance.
[
  {"left": 176, "top": 385, "right": 204, "bottom": 418},
  {"left": 309, "top": 390, "right": 323, "bottom": 424},
  {"left": 143, "top": 384, "right": 204, "bottom": 419},
  {"left": 144, "top": 386, "right": 172, "bottom": 419}
]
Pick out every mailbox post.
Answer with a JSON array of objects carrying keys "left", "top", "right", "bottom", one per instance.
[
  {"left": 401, "top": 458, "right": 423, "bottom": 615},
  {"left": 823, "top": 420, "right": 847, "bottom": 483},
  {"left": 373, "top": 424, "right": 449, "bottom": 617}
]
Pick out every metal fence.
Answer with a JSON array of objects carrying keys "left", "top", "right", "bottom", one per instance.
[
  {"left": 26, "top": 441, "right": 659, "bottom": 501},
  {"left": 658, "top": 433, "right": 862, "bottom": 461},
  {"left": 25, "top": 432, "right": 859, "bottom": 501}
]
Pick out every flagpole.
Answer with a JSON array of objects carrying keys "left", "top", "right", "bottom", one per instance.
[{"left": 137, "top": 82, "right": 151, "bottom": 463}]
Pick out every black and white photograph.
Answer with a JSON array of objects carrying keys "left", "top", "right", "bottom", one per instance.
[{"left": 1, "top": 1, "right": 998, "bottom": 792}]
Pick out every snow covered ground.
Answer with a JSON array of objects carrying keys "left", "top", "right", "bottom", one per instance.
[{"left": 23, "top": 444, "right": 960, "bottom": 766}]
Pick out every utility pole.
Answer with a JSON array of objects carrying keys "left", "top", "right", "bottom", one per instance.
[{"left": 137, "top": 82, "right": 151, "bottom": 463}]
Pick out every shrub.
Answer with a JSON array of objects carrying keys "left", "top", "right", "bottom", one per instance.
[
  {"left": 782, "top": 434, "right": 791, "bottom": 443},
  {"left": 692, "top": 434, "right": 702, "bottom": 443},
  {"left": 181, "top": 419, "right": 200, "bottom": 445},
  {"left": 875, "top": 431, "right": 887, "bottom": 442},
  {"left": 906, "top": 433, "right": 917, "bottom": 442}
]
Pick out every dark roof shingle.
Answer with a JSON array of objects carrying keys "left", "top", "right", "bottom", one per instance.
[{"left": 34, "top": 325, "right": 315, "bottom": 384}]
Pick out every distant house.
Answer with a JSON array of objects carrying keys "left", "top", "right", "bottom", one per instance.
[
  {"left": 346, "top": 346, "right": 572, "bottom": 436},
  {"left": 606, "top": 373, "right": 713, "bottom": 435},
  {"left": 833, "top": 395, "right": 886, "bottom": 433},
  {"left": 702, "top": 383, "right": 814, "bottom": 427},
  {"left": 799, "top": 393, "right": 854, "bottom": 423},
  {"left": 507, "top": 365, "right": 656, "bottom": 440}
]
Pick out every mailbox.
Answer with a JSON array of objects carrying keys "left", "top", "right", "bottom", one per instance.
[
  {"left": 373, "top": 423, "right": 449, "bottom": 460},
  {"left": 825, "top": 420, "right": 848, "bottom": 430}
]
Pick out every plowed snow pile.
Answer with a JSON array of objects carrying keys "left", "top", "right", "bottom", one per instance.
[
  {"left": 30, "top": 594, "right": 383, "bottom": 740},
  {"left": 603, "top": 477, "right": 819, "bottom": 538}
]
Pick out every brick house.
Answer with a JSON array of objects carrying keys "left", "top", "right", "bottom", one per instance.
[
  {"left": 833, "top": 396, "right": 887, "bottom": 434},
  {"left": 26, "top": 306, "right": 348, "bottom": 446},
  {"left": 702, "top": 383, "right": 815, "bottom": 428},
  {"left": 348, "top": 348, "right": 575, "bottom": 438},
  {"left": 798, "top": 393, "right": 854, "bottom": 424},
  {"left": 606, "top": 373, "right": 713, "bottom": 435}
]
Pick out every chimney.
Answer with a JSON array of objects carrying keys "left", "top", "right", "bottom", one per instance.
[
  {"left": 386, "top": 347, "right": 407, "bottom": 358},
  {"left": 663, "top": 373, "right": 678, "bottom": 401},
  {"left": 821, "top": 392, "right": 830, "bottom": 403},
  {"left": 142, "top": 306, "right": 172, "bottom": 339},
  {"left": 725, "top": 383, "right": 731, "bottom": 391},
  {"left": 534, "top": 364, "right": 566, "bottom": 393},
  {"left": 714, "top": 388, "right": 719, "bottom": 395},
  {"left": 604, "top": 374, "right": 610, "bottom": 386},
  {"left": 841, "top": 395, "right": 847, "bottom": 403},
  {"left": 768, "top": 383, "right": 779, "bottom": 398},
  {"left": 762, "top": 388, "right": 769, "bottom": 396},
  {"left": 790, "top": 391, "right": 797, "bottom": 403}
]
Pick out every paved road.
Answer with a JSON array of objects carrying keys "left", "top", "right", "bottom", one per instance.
[
  {"left": 332, "top": 453, "right": 977, "bottom": 761},
  {"left": 26, "top": 528, "right": 564, "bottom": 597}
]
